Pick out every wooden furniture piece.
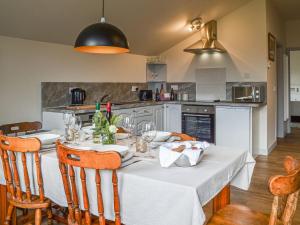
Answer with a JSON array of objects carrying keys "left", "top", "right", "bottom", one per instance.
[
  {"left": 0, "top": 121, "right": 42, "bottom": 136},
  {"left": 56, "top": 141, "right": 122, "bottom": 225},
  {"left": 0, "top": 134, "right": 52, "bottom": 225},
  {"left": 171, "top": 132, "right": 196, "bottom": 141},
  {"left": 208, "top": 155, "right": 300, "bottom": 225}
]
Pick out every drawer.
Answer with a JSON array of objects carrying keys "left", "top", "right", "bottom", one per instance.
[{"left": 134, "top": 107, "right": 154, "bottom": 117}]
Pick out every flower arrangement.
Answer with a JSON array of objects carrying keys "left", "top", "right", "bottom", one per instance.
[{"left": 92, "top": 111, "right": 121, "bottom": 144}]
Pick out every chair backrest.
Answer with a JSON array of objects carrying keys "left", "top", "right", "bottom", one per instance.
[
  {"left": 268, "top": 156, "right": 300, "bottom": 225},
  {"left": 171, "top": 132, "right": 196, "bottom": 141},
  {"left": 0, "top": 134, "right": 45, "bottom": 203},
  {"left": 56, "top": 141, "right": 122, "bottom": 225},
  {"left": 0, "top": 121, "right": 42, "bottom": 136}
]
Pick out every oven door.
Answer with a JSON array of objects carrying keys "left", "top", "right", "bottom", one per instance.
[{"left": 182, "top": 113, "right": 215, "bottom": 143}]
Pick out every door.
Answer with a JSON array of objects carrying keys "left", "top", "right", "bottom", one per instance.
[
  {"left": 216, "top": 106, "right": 251, "bottom": 154},
  {"left": 164, "top": 104, "right": 181, "bottom": 132}
]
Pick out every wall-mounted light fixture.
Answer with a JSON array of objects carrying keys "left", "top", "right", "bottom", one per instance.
[{"left": 188, "top": 18, "right": 203, "bottom": 32}]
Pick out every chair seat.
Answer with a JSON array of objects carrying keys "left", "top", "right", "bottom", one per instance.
[
  {"left": 8, "top": 194, "right": 51, "bottom": 209},
  {"left": 207, "top": 204, "right": 281, "bottom": 225}
]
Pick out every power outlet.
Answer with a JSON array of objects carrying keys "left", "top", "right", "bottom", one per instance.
[
  {"left": 131, "top": 86, "right": 139, "bottom": 92},
  {"left": 171, "top": 85, "right": 179, "bottom": 91}
]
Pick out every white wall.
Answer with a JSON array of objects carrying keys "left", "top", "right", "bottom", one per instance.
[
  {"left": 0, "top": 36, "right": 147, "bottom": 124},
  {"left": 266, "top": 0, "right": 286, "bottom": 151},
  {"left": 286, "top": 20, "right": 300, "bottom": 48},
  {"left": 290, "top": 51, "right": 300, "bottom": 85},
  {"left": 162, "top": 0, "right": 268, "bottom": 83},
  {"left": 162, "top": 0, "right": 269, "bottom": 154}
]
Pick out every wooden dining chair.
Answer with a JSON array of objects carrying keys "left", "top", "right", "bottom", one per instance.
[
  {"left": 171, "top": 132, "right": 196, "bottom": 141},
  {"left": 0, "top": 121, "right": 42, "bottom": 136},
  {"left": 0, "top": 134, "right": 52, "bottom": 225},
  {"left": 207, "top": 155, "right": 300, "bottom": 225},
  {"left": 56, "top": 141, "right": 122, "bottom": 225}
]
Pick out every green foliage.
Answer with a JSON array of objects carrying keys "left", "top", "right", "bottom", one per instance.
[{"left": 92, "top": 111, "right": 120, "bottom": 135}]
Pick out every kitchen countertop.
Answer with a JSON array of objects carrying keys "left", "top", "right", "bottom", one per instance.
[{"left": 43, "top": 100, "right": 265, "bottom": 114}]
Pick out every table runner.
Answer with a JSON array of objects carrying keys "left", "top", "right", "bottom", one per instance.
[{"left": 0, "top": 145, "right": 255, "bottom": 225}]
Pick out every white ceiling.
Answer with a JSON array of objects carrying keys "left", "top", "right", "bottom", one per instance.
[
  {"left": 272, "top": 0, "right": 300, "bottom": 21},
  {"left": 0, "top": 0, "right": 251, "bottom": 55}
]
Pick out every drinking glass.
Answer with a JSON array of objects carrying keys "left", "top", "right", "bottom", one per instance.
[
  {"left": 121, "top": 115, "right": 136, "bottom": 146},
  {"left": 71, "top": 116, "right": 82, "bottom": 145},
  {"left": 63, "top": 113, "right": 74, "bottom": 141},
  {"left": 141, "top": 121, "right": 157, "bottom": 156}
]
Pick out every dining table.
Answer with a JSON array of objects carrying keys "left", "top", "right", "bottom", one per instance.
[{"left": 0, "top": 133, "right": 255, "bottom": 225}]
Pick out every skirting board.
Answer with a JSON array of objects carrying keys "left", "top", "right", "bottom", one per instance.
[{"left": 268, "top": 140, "right": 277, "bottom": 154}]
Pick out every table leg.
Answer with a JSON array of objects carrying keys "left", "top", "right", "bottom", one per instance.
[
  {"left": 0, "top": 184, "right": 8, "bottom": 224},
  {"left": 213, "top": 185, "right": 230, "bottom": 213}
]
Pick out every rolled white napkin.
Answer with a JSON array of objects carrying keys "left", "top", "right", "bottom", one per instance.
[{"left": 159, "top": 141, "right": 209, "bottom": 168}]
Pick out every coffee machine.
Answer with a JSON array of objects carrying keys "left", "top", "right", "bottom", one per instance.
[{"left": 70, "top": 88, "right": 86, "bottom": 105}]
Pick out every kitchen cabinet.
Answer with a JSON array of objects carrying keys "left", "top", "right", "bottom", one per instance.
[
  {"left": 146, "top": 63, "right": 167, "bottom": 82},
  {"left": 164, "top": 104, "right": 182, "bottom": 133},
  {"left": 216, "top": 106, "right": 252, "bottom": 154},
  {"left": 153, "top": 105, "right": 164, "bottom": 131}
]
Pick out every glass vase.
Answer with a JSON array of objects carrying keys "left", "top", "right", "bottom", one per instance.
[
  {"left": 101, "top": 133, "right": 116, "bottom": 145},
  {"left": 93, "top": 132, "right": 101, "bottom": 144}
]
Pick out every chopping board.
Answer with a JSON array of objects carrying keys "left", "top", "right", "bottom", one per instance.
[{"left": 66, "top": 105, "right": 96, "bottom": 110}]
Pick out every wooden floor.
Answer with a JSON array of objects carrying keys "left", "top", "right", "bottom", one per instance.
[
  {"left": 42, "top": 128, "right": 300, "bottom": 225},
  {"left": 230, "top": 127, "right": 300, "bottom": 224}
]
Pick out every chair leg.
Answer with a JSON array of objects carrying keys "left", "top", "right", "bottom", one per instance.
[
  {"left": 35, "top": 209, "right": 42, "bottom": 225},
  {"left": 4, "top": 204, "right": 14, "bottom": 225},
  {"left": 47, "top": 206, "right": 53, "bottom": 225}
]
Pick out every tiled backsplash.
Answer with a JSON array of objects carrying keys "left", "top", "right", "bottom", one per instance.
[
  {"left": 42, "top": 82, "right": 147, "bottom": 108},
  {"left": 42, "top": 81, "right": 266, "bottom": 108}
]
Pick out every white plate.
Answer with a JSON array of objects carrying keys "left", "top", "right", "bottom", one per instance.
[
  {"left": 22, "top": 133, "right": 60, "bottom": 145},
  {"left": 116, "top": 133, "right": 129, "bottom": 140},
  {"left": 143, "top": 131, "right": 171, "bottom": 142},
  {"left": 67, "top": 143, "right": 129, "bottom": 156}
]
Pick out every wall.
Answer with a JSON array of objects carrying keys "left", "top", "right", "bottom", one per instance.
[
  {"left": 290, "top": 50, "right": 300, "bottom": 116},
  {"left": 290, "top": 51, "right": 300, "bottom": 85},
  {"left": 162, "top": 0, "right": 268, "bottom": 83},
  {"left": 0, "top": 36, "right": 147, "bottom": 124},
  {"left": 286, "top": 20, "right": 300, "bottom": 48},
  {"left": 162, "top": 0, "right": 269, "bottom": 154},
  {"left": 266, "top": 0, "right": 286, "bottom": 151}
]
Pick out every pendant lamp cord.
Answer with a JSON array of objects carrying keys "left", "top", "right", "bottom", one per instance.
[
  {"left": 100, "top": 0, "right": 105, "bottom": 22},
  {"left": 102, "top": 0, "right": 105, "bottom": 18}
]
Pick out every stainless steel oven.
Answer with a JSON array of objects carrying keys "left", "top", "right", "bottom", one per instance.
[{"left": 182, "top": 105, "right": 215, "bottom": 143}]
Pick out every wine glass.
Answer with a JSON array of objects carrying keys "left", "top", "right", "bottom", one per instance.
[
  {"left": 71, "top": 116, "right": 82, "bottom": 145},
  {"left": 121, "top": 115, "right": 136, "bottom": 146},
  {"left": 63, "top": 113, "right": 74, "bottom": 141},
  {"left": 141, "top": 121, "right": 157, "bottom": 156}
]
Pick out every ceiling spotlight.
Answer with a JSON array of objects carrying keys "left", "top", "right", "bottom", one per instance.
[{"left": 189, "top": 17, "right": 203, "bottom": 32}]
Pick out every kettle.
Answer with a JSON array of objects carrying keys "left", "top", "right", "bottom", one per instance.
[{"left": 70, "top": 88, "right": 86, "bottom": 105}]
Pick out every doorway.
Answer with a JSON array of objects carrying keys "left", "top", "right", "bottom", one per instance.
[
  {"left": 277, "top": 46, "right": 289, "bottom": 138},
  {"left": 289, "top": 50, "right": 300, "bottom": 129}
]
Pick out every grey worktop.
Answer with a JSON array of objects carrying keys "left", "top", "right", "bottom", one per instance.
[{"left": 43, "top": 100, "right": 265, "bottom": 114}]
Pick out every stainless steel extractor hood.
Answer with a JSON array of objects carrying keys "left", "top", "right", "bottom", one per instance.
[{"left": 184, "top": 20, "right": 226, "bottom": 54}]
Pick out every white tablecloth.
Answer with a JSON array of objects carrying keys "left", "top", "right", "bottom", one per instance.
[{"left": 0, "top": 145, "right": 255, "bottom": 225}]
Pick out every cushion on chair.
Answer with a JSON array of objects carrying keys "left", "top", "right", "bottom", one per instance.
[{"left": 207, "top": 204, "right": 275, "bottom": 225}]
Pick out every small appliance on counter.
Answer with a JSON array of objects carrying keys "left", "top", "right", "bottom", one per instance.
[
  {"left": 232, "top": 85, "right": 265, "bottom": 103},
  {"left": 139, "top": 90, "right": 153, "bottom": 101},
  {"left": 70, "top": 88, "right": 86, "bottom": 105}
]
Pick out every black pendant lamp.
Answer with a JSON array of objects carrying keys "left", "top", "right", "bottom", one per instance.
[{"left": 74, "top": 0, "right": 129, "bottom": 54}]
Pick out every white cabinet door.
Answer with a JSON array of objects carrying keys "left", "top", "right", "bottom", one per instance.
[
  {"left": 216, "top": 106, "right": 252, "bottom": 154},
  {"left": 43, "top": 112, "right": 65, "bottom": 131},
  {"left": 153, "top": 105, "right": 164, "bottom": 131},
  {"left": 164, "top": 104, "right": 182, "bottom": 132}
]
